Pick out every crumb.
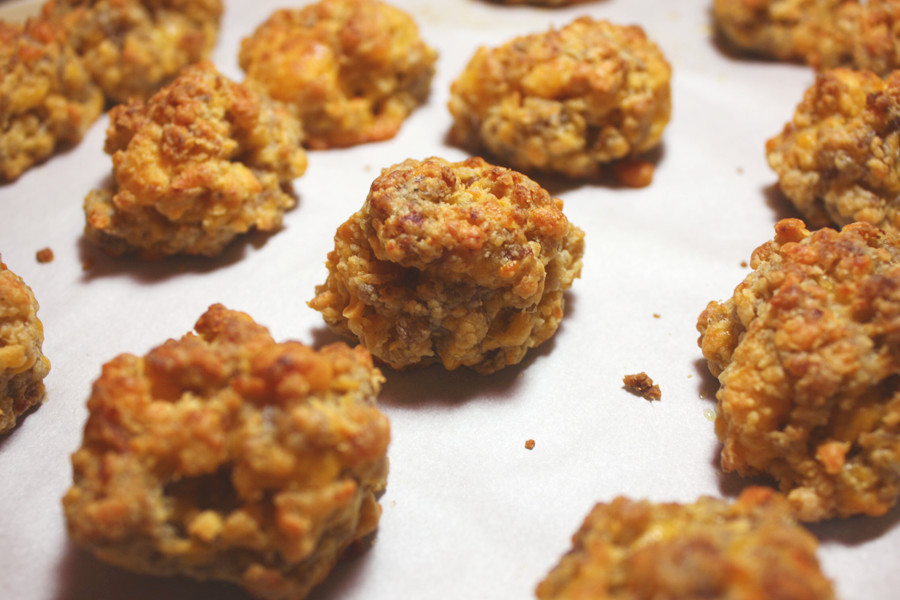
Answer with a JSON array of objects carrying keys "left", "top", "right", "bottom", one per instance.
[
  {"left": 35, "top": 248, "right": 54, "bottom": 263},
  {"left": 525, "top": 439, "right": 536, "bottom": 450},
  {"left": 536, "top": 487, "right": 835, "bottom": 599},
  {"left": 623, "top": 372, "right": 661, "bottom": 401},
  {"left": 240, "top": 0, "right": 437, "bottom": 149},
  {"left": 83, "top": 62, "right": 307, "bottom": 258},
  {"left": 653, "top": 313, "right": 661, "bottom": 319},
  {"left": 309, "top": 156, "right": 585, "bottom": 374},
  {"left": 737, "top": 166, "right": 744, "bottom": 174},
  {"left": 63, "top": 304, "right": 390, "bottom": 600},
  {"left": 448, "top": 17, "right": 671, "bottom": 178},
  {"left": 43, "top": 0, "right": 223, "bottom": 103},
  {"left": 740, "top": 260, "right": 748, "bottom": 268},
  {"left": 611, "top": 159, "right": 656, "bottom": 188},
  {"left": 698, "top": 218, "right": 900, "bottom": 521},
  {"left": 0, "top": 255, "right": 50, "bottom": 433}
]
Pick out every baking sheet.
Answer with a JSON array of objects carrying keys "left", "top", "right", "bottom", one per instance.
[{"left": 1, "top": 0, "right": 898, "bottom": 598}]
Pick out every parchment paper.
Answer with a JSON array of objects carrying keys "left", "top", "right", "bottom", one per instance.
[{"left": 1, "top": 0, "right": 898, "bottom": 598}]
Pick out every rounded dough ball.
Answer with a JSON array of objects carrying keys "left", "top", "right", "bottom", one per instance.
[
  {"left": 310, "top": 156, "right": 585, "bottom": 375},
  {"left": 0, "top": 256, "right": 50, "bottom": 434},
  {"left": 767, "top": 68, "right": 900, "bottom": 235},
  {"left": 698, "top": 218, "right": 900, "bottom": 521},
  {"left": 83, "top": 61, "right": 308, "bottom": 258},
  {"left": 448, "top": 17, "right": 671, "bottom": 178},
  {"left": 43, "top": 0, "right": 223, "bottom": 103},
  {"left": 537, "top": 487, "right": 835, "bottom": 599},
  {"left": 239, "top": 0, "right": 437, "bottom": 149},
  {"left": 63, "top": 304, "right": 390, "bottom": 600},
  {"left": 0, "top": 16, "right": 103, "bottom": 182}
]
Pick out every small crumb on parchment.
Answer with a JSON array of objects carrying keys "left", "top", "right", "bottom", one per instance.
[
  {"left": 36, "top": 247, "right": 54, "bottom": 263},
  {"left": 623, "top": 372, "right": 661, "bottom": 402},
  {"left": 611, "top": 159, "right": 655, "bottom": 188},
  {"left": 525, "top": 439, "right": 535, "bottom": 450}
]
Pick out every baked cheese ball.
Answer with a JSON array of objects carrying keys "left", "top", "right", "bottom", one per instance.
[
  {"left": 84, "top": 61, "right": 308, "bottom": 258},
  {"left": 714, "top": 0, "right": 900, "bottom": 73},
  {"left": 0, "top": 16, "right": 103, "bottom": 182},
  {"left": 713, "top": 0, "right": 857, "bottom": 69},
  {"left": 536, "top": 487, "right": 835, "bottom": 599},
  {"left": 309, "top": 156, "right": 585, "bottom": 375},
  {"left": 767, "top": 68, "right": 900, "bottom": 236},
  {"left": 63, "top": 304, "right": 390, "bottom": 600},
  {"left": 698, "top": 219, "right": 900, "bottom": 521},
  {"left": 239, "top": 0, "right": 438, "bottom": 149},
  {"left": 0, "top": 256, "right": 50, "bottom": 434},
  {"left": 448, "top": 17, "right": 671, "bottom": 179},
  {"left": 43, "top": 0, "right": 223, "bottom": 104}
]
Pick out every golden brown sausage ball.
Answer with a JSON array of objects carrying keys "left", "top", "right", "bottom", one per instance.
[
  {"left": 309, "top": 156, "right": 585, "bottom": 375},
  {"left": 854, "top": 0, "right": 900, "bottom": 74},
  {"left": 43, "top": 0, "right": 223, "bottom": 104},
  {"left": 0, "top": 255, "right": 50, "bottom": 434},
  {"left": 448, "top": 17, "right": 671, "bottom": 179},
  {"left": 63, "top": 304, "right": 390, "bottom": 600},
  {"left": 714, "top": 0, "right": 900, "bottom": 73},
  {"left": 537, "top": 487, "right": 835, "bottom": 599},
  {"left": 83, "top": 61, "right": 308, "bottom": 259},
  {"left": 239, "top": 0, "right": 437, "bottom": 149},
  {"left": 767, "top": 68, "right": 900, "bottom": 236},
  {"left": 698, "top": 218, "right": 900, "bottom": 521},
  {"left": 0, "top": 17, "right": 103, "bottom": 182},
  {"left": 713, "top": 0, "right": 857, "bottom": 68}
]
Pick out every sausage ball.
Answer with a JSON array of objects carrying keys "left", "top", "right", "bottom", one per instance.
[
  {"left": 448, "top": 17, "right": 671, "bottom": 179},
  {"left": 83, "top": 61, "right": 308, "bottom": 258},
  {"left": 714, "top": 0, "right": 900, "bottom": 74},
  {"left": 309, "top": 156, "right": 585, "bottom": 375},
  {"left": 239, "top": 0, "right": 438, "bottom": 149},
  {"left": 712, "top": 0, "right": 857, "bottom": 69},
  {"left": 63, "top": 304, "right": 390, "bottom": 600},
  {"left": 536, "top": 487, "right": 835, "bottom": 599},
  {"left": 698, "top": 219, "right": 900, "bottom": 521},
  {"left": 767, "top": 68, "right": 900, "bottom": 236},
  {"left": 0, "top": 255, "right": 50, "bottom": 434},
  {"left": 42, "top": 0, "right": 223, "bottom": 104},
  {"left": 0, "top": 17, "right": 103, "bottom": 182}
]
